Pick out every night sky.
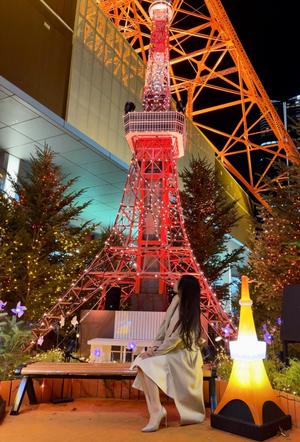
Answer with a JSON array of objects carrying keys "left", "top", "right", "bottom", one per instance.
[{"left": 221, "top": 0, "right": 299, "bottom": 101}]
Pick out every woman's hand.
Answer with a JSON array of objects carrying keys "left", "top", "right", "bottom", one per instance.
[
  {"left": 140, "top": 352, "right": 151, "bottom": 359},
  {"left": 140, "top": 347, "right": 156, "bottom": 359}
]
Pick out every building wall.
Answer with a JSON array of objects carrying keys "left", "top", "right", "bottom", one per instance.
[
  {"left": 216, "top": 160, "right": 253, "bottom": 245},
  {"left": 0, "top": 0, "right": 76, "bottom": 117},
  {"left": 66, "top": 0, "right": 144, "bottom": 165},
  {"left": 0, "top": 150, "right": 7, "bottom": 189}
]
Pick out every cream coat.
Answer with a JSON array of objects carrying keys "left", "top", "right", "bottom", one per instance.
[{"left": 132, "top": 295, "right": 205, "bottom": 424}]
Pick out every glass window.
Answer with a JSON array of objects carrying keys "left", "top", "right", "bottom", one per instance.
[
  {"left": 129, "top": 57, "right": 138, "bottom": 77},
  {"left": 96, "top": 9, "right": 106, "bottom": 38},
  {"left": 113, "top": 56, "right": 122, "bottom": 81},
  {"left": 114, "top": 33, "right": 123, "bottom": 59},
  {"left": 106, "top": 23, "right": 115, "bottom": 48},
  {"left": 137, "top": 58, "right": 145, "bottom": 81},
  {"left": 121, "top": 64, "right": 130, "bottom": 88},
  {"left": 136, "top": 79, "right": 144, "bottom": 102},
  {"left": 0, "top": 150, "right": 7, "bottom": 190},
  {"left": 109, "top": 104, "right": 119, "bottom": 130},
  {"left": 81, "top": 49, "right": 93, "bottom": 83},
  {"left": 102, "top": 67, "right": 112, "bottom": 94},
  {"left": 92, "top": 58, "right": 103, "bottom": 88},
  {"left": 79, "top": 0, "right": 87, "bottom": 16},
  {"left": 120, "top": 88, "right": 129, "bottom": 110},
  {"left": 111, "top": 78, "right": 121, "bottom": 106},
  {"left": 104, "top": 44, "right": 114, "bottom": 70},
  {"left": 98, "top": 118, "right": 109, "bottom": 146},
  {"left": 129, "top": 72, "right": 137, "bottom": 95},
  {"left": 84, "top": 22, "right": 95, "bottom": 52},
  {"left": 95, "top": 34, "right": 105, "bottom": 59},
  {"left": 87, "top": 112, "right": 99, "bottom": 139},
  {"left": 122, "top": 44, "right": 131, "bottom": 69},
  {"left": 86, "top": 0, "right": 97, "bottom": 28},
  {"left": 101, "top": 94, "right": 111, "bottom": 116},
  {"left": 76, "top": 15, "right": 85, "bottom": 39},
  {"left": 89, "top": 87, "right": 101, "bottom": 115}
]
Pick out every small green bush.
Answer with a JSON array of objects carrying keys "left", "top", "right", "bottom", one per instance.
[
  {"left": 31, "top": 348, "right": 65, "bottom": 363},
  {"left": 0, "top": 312, "right": 31, "bottom": 380},
  {"left": 263, "top": 357, "right": 285, "bottom": 385},
  {"left": 271, "top": 359, "right": 300, "bottom": 395},
  {"left": 215, "top": 348, "right": 233, "bottom": 381}
]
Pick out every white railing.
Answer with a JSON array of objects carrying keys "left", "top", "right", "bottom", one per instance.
[
  {"left": 124, "top": 111, "right": 185, "bottom": 135},
  {"left": 114, "top": 310, "right": 165, "bottom": 340}
]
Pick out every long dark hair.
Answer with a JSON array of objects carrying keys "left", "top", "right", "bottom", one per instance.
[{"left": 178, "top": 275, "right": 202, "bottom": 350}]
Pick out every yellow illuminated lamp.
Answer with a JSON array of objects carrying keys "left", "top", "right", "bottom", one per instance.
[{"left": 211, "top": 276, "right": 291, "bottom": 441}]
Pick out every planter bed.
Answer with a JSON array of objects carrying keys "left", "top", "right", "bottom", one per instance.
[{"left": 1, "top": 377, "right": 299, "bottom": 428}]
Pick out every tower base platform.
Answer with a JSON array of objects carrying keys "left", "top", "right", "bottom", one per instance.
[{"left": 211, "top": 413, "right": 292, "bottom": 441}]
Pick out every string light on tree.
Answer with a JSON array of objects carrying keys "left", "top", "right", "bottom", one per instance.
[{"left": 0, "top": 147, "right": 108, "bottom": 320}]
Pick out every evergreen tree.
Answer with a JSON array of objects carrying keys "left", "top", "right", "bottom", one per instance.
[
  {"left": 179, "top": 156, "right": 245, "bottom": 301},
  {"left": 0, "top": 146, "right": 107, "bottom": 319},
  {"left": 248, "top": 165, "right": 300, "bottom": 321}
]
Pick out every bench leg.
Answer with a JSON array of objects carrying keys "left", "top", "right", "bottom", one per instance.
[
  {"left": 209, "top": 376, "right": 217, "bottom": 412},
  {"left": 10, "top": 377, "right": 37, "bottom": 416},
  {"left": 27, "top": 377, "right": 38, "bottom": 405},
  {"left": 10, "top": 377, "right": 29, "bottom": 415}
]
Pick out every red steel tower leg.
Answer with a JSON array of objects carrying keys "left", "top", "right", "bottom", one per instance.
[{"left": 29, "top": 1, "right": 233, "bottom": 348}]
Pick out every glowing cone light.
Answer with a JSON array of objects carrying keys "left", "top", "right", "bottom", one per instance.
[{"left": 211, "top": 276, "right": 291, "bottom": 441}]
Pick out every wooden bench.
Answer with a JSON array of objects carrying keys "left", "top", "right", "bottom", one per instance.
[{"left": 10, "top": 362, "right": 217, "bottom": 415}]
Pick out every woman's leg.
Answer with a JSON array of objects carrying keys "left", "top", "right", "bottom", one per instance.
[
  {"left": 137, "top": 368, "right": 164, "bottom": 426},
  {"left": 142, "top": 371, "right": 162, "bottom": 415},
  {"left": 137, "top": 368, "right": 151, "bottom": 411}
]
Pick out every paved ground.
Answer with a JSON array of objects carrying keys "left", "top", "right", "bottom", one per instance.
[{"left": 1, "top": 399, "right": 299, "bottom": 442}]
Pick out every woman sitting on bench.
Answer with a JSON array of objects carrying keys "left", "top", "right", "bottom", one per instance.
[{"left": 131, "top": 275, "right": 205, "bottom": 432}]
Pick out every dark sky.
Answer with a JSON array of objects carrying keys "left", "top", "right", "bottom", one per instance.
[{"left": 221, "top": 0, "right": 299, "bottom": 101}]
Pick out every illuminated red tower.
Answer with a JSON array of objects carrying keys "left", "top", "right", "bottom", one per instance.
[{"left": 30, "top": 0, "right": 232, "bottom": 347}]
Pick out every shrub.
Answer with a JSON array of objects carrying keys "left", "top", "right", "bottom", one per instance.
[
  {"left": 271, "top": 359, "right": 300, "bottom": 395},
  {"left": 31, "top": 348, "right": 65, "bottom": 363},
  {"left": 215, "top": 348, "right": 233, "bottom": 381},
  {"left": 0, "top": 305, "right": 31, "bottom": 380}
]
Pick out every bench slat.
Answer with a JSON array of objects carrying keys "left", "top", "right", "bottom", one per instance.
[
  {"left": 20, "top": 362, "right": 135, "bottom": 376},
  {"left": 19, "top": 362, "right": 213, "bottom": 378}
]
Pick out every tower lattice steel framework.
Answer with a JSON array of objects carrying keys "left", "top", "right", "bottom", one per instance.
[
  {"left": 97, "top": 0, "right": 299, "bottom": 208},
  {"left": 29, "top": 0, "right": 233, "bottom": 349}
]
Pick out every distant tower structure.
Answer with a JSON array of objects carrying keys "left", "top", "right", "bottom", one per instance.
[
  {"left": 287, "top": 95, "right": 300, "bottom": 149},
  {"left": 260, "top": 95, "right": 300, "bottom": 153},
  {"left": 28, "top": 0, "right": 233, "bottom": 348},
  {"left": 260, "top": 100, "right": 283, "bottom": 147}
]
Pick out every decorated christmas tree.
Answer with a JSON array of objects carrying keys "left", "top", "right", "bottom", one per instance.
[
  {"left": 180, "top": 156, "right": 245, "bottom": 301},
  {"left": 0, "top": 146, "right": 107, "bottom": 319},
  {"left": 248, "top": 165, "right": 300, "bottom": 321}
]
